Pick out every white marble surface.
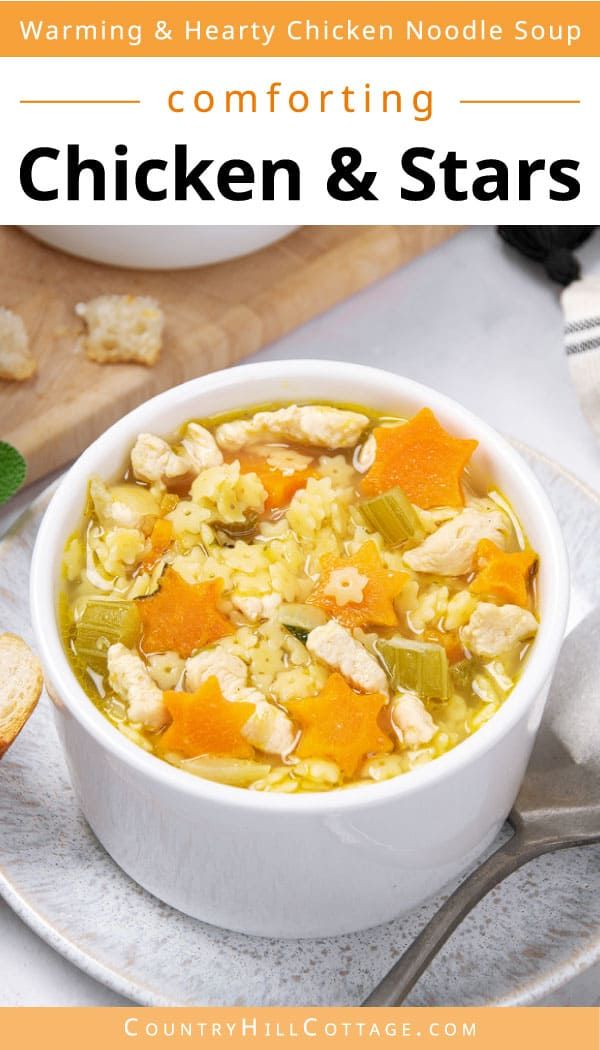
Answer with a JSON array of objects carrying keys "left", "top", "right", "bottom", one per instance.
[{"left": 1, "top": 225, "right": 598, "bottom": 1005}]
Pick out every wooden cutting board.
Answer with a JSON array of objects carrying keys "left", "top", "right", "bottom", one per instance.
[{"left": 0, "top": 225, "right": 459, "bottom": 485}]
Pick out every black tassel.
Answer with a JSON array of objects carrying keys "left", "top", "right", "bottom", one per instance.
[{"left": 497, "top": 226, "right": 596, "bottom": 286}]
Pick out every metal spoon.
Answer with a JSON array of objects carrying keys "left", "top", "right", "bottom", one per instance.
[{"left": 364, "top": 607, "right": 600, "bottom": 1006}]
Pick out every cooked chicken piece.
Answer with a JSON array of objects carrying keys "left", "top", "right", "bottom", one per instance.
[
  {"left": 242, "top": 700, "right": 297, "bottom": 756},
  {"left": 404, "top": 508, "right": 508, "bottom": 576},
  {"left": 185, "top": 648, "right": 263, "bottom": 704},
  {"left": 391, "top": 692, "right": 437, "bottom": 748},
  {"left": 461, "top": 602, "right": 538, "bottom": 658},
  {"left": 215, "top": 405, "right": 369, "bottom": 452},
  {"left": 181, "top": 423, "right": 224, "bottom": 471},
  {"left": 107, "top": 643, "right": 168, "bottom": 729},
  {"left": 232, "top": 592, "right": 282, "bottom": 623},
  {"left": 130, "top": 433, "right": 192, "bottom": 484},
  {"left": 307, "top": 620, "right": 388, "bottom": 694}
]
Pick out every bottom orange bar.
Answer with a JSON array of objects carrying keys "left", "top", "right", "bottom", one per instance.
[{"left": 1, "top": 1007, "right": 598, "bottom": 1050}]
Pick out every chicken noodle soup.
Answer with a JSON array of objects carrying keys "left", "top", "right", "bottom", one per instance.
[{"left": 61, "top": 403, "right": 539, "bottom": 792}]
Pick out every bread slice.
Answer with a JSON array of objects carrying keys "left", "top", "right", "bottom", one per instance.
[
  {"left": 0, "top": 633, "right": 43, "bottom": 757},
  {"left": 75, "top": 294, "right": 164, "bottom": 366},
  {"left": 0, "top": 307, "right": 36, "bottom": 381}
]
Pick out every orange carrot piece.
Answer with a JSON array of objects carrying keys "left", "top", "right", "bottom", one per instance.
[
  {"left": 159, "top": 677, "right": 255, "bottom": 759},
  {"left": 306, "top": 540, "right": 407, "bottom": 628},
  {"left": 142, "top": 518, "right": 174, "bottom": 569},
  {"left": 286, "top": 673, "right": 393, "bottom": 778},
  {"left": 137, "top": 568, "right": 234, "bottom": 657},
  {"left": 424, "top": 627, "right": 465, "bottom": 665},
  {"left": 236, "top": 452, "right": 315, "bottom": 511},
  {"left": 470, "top": 540, "right": 537, "bottom": 608},
  {"left": 361, "top": 408, "right": 478, "bottom": 509}
]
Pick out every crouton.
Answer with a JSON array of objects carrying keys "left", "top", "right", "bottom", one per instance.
[
  {"left": 76, "top": 294, "right": 164, "bottom": 366},
  {"left": 0, "top": 308, "right": 36, "bottom": 381},
  {"left": 0, "top": 633, "right": 43, "bottom": 757}
]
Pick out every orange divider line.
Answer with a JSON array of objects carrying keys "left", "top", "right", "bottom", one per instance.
[
  {"left": 460, "top": 99, "right": 581, "bottom": 104},
  {"left": 19, "top": 98, "right": 141, "bottom": 104}
]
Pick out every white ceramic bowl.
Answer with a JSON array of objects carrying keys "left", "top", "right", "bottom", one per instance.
[
  {"left": 21, "top": 226, "right": 298, "bottom": 270},
  {"left": 30, "top": 362, "right": 569, "bottom": 938}
]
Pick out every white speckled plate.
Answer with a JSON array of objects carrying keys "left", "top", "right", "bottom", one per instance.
[{"left": 0, "top": 446, "right": 599, "bottom": 1007}]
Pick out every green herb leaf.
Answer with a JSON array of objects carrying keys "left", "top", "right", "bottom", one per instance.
[
  {"left": 0, "top": 441, "right": 27, "bottom": 505},
  {"left": 283, "top": 623, "right": 310, "bottom": 645}
]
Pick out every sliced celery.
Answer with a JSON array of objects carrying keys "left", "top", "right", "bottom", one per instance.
[
  {"left": 377, "top": 636, "right": 450, "bottom": 699},
  {"left": 277, "top": 603, "right": 327, "bottom": 643},
  {"left": 74, "top": 599, "right": 141, "bottom": 672},
  {"left": 359, "top": 487, "right": 424, "bottom": 546}
]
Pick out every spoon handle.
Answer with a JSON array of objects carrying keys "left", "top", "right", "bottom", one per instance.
[{"left": 362, "top": 830, "right": 554, "bottom": 1006}]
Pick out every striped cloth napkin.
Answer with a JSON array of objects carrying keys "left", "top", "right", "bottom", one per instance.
[
  {"left": 562, "top": 277, "right": 600, "bottom": 441},
  {"left": 498, "top": 227, "right": 599, "bottom": 442}
]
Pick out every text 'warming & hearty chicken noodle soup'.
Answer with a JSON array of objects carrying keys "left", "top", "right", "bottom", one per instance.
[{"left": 60, "top": 403, "right": 539, "bottom": 792}]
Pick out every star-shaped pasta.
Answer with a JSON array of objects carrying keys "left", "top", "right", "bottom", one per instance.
[
  {"left": 307, "top": 541, "right": 407, "bottom": 628},
  {"left": 323, "top": 566, "right": 369, "bottom": 607}
]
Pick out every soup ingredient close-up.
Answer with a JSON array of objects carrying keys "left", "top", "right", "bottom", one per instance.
[{"left": 61, "top": 402, "right": 539, "bottom": 792}]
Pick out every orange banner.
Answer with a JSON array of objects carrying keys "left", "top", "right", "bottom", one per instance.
[
  {"left": 1, "top": 1007, "right": 599, "bottom": 1050},
  {"left": 0, "top": 2, "right": 598, "bottom": 57}
]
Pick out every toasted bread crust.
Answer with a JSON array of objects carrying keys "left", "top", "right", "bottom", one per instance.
[
  {"left": 76, "top": 294, "right": 163, "bottom": 366},
  {"left": 0, "top": 632, "right": 43, "bottom": 757}
]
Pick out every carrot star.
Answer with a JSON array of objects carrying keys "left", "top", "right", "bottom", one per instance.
[
  {"left": 286, "top": 673, "right": 393, "bottom": 778},
  {"left": 361, "top": 408, "right": 478, "bottom": 509},
  {"left": 158, "top": 677, "right": 255, "bottom": 759},
  {"left": 470, "top": 540, "right": 537, "bottom": 608},
  {"left": 137, "top": 567, "right": 234, "bottom": 658},
  {"left": 237, "top": 452, "right": 315, "bottom": 512},
  {"left": 306, "top": 540, "right": 407, "bottom": 628}
]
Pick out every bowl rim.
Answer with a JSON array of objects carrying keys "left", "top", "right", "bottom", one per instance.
[{"left": 30, "top": 360, "right": 570, "bottom": 814}]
